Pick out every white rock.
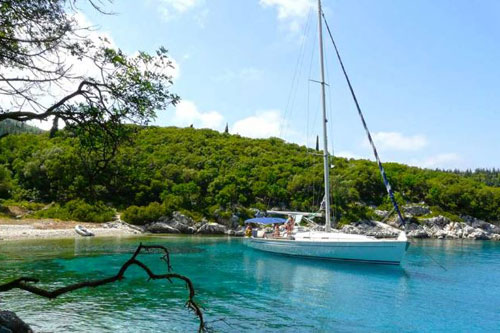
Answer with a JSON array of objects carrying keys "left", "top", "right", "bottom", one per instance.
[
  {"left": 407, "top": 229, "right": 429, "bottom": 238},
  {"left": 197, "top": 222, "right": 227, "bottom": 235},
  {"left": 467, "top": 229, "right": 491, "bottom": 240},
  {"left": 374, "top": 210, "right": 389, "bottom": 217},
  {"left": 420, "top": 215, "right": 451, "bottom": 228},
  {"left": 146, "top": 223, "right": 180, "bottom": 234}
]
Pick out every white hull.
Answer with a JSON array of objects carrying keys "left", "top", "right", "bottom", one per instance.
[
  {"left": 247, "top": 231, "right": 409, "bottom": 265},
  {"left": 75, "top": 225, "right": 94, "bottom": 237}
]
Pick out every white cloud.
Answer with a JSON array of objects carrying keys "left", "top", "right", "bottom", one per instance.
[
  {"left": 259, "top": 0, "right": 314, "bottom": 32},
  {"left": 364, "top": 131, "right": 428, "bottom": 151},
  {"left": 156, "top": 0, "right": 205, "bottom": 21},
  {"left": 412, "top": 153, "right": 461, "bottom": 169},
  {"left": 232, "top": 110, "right": 283, "bottom": 139},
  {"left": 170, "top": 100, "right": 224, "bottom": 130},
  {"left": 260, "top": 0, "right": 314, "bottom": 20},
  {"left": 165, "top": 0, "right": 200, "bottom": 12}
]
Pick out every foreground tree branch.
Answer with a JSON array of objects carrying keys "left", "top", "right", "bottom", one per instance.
[
  {"left": 0, "top": 243, "right": 205, "bottom": 332},
  {"left": 0, "top": 0, "right": 179, "bottom": 137}
]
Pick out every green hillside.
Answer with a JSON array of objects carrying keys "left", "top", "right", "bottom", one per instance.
[
  {"left": 450, "top": 169, "right": 500, "bottom": 187},
  {"left": 0, "top": 119, "right": 43, "bottom": 137},
  {"left": 0, "top": 126, "right": 498, "bottom": 224}
]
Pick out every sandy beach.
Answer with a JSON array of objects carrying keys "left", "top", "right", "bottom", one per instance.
[{"left": 0, "top": 218, "right": 142, "bottom": 241}]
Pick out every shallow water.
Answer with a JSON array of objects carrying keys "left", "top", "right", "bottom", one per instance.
[{"left": 0, "top": 236, "right": 499, "bottom": 332}]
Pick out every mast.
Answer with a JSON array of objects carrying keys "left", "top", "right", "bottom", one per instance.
[{"left": 317, "top": 0, "right": 331, "bottom": 232}]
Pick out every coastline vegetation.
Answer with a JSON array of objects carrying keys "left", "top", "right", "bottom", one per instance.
[{"left": 0, "top": 127, "right": 498, "bottom": 225}]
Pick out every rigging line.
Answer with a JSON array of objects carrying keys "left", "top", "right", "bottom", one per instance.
[
  {"left": 321, "top": 12, "right": 406, "bottom": 227},
  {"left": 324, "top": 48, "right": 335, "bottom": 160},
  {"left": 306, "top": 76, "right": 315, "bottom": 207},
  {"left": 279, "top": 22, "right": 305, "bottom": 138},
  {"left": 307, "top": 83, "right": 320, "bottom": 209},
  {"left": 306, "top": 74, "right": 310, "bottom": 148},
  {"left": 310, "top": 90, "right": 321, "bottom": 148},
  {"left": 393, "top": 189, "right": 446, "bottom": 271},
  {"left": 286, "top": 11, "right": 314, "bottom": 138},
  {"left": 410, "top": 240, "right": 448, "bottom": 271},
  {"left": 328, "top": 104, "right": 337, "bottom": 221},
  {"left": 306, "top": 26, "right": 317, "bottom": 148},
  {"left": 280, "top": 8, "right": 313, "bottom": 138},
  {"left": 380, "top": 207, "right": 396, "bottom": 224}
]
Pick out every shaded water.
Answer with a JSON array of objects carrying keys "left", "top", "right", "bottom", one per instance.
[{"left": 0, "top": 236, "right": 499, "bottom": 332}]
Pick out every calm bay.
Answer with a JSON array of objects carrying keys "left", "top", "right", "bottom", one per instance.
[{"left": 1, "top": 236, "right": 499, "bottom": 332}]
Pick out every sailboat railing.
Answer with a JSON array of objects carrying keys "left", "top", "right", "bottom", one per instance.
[{"left": 267, "top": 210, "right": 323, "bottom": 218}]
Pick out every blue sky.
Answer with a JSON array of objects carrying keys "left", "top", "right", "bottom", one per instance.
[{"left": 78, "top": 0, "right": 500, "bottom": 170}]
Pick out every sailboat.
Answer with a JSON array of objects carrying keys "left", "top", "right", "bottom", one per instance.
[{"left": 245, "top": 0, "right": 410, "bottom": 265}]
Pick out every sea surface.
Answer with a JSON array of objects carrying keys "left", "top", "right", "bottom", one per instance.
[{"left": 0, "top": 236, "right": 499, "bottom": 332}]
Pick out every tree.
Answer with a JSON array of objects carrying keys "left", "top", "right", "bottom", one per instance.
[
  {"left": 0, "top": 0, "right": 179, "bottom": 134},
  {"left": 0, "top": 164, "right": 13, "bottom": 198}
]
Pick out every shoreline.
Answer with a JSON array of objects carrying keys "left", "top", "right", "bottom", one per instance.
[
  {"left": 0, "top": 218, "right": 141, "bottom": 241},
  {"left": 2, "top": 216, "right": 499, "bottom": 242}
]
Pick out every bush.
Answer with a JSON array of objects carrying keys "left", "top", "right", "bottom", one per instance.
[
  {"left": 336, "top": 203, "right": 376, "bottom": 227},
  {"left": 420, "top": 206, "right": 463, "bottom": 222},
  {"left": 0, "top": 165, "right": 14, "bottom": 199},
  {"left": 35, "top": 199, "right": 115, "bottom": 223},
  {"left": 122, "top": 202, "right": 166, "bottom": 225},
  {"left": 0, "top": 199, "right": 46, "bottom": 218},
  {"left": 0, "top": 199, "right": 46, "bottom": 212}
]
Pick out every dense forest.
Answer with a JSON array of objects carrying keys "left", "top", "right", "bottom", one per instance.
[
  {"left": 450, "top": 168, "right": 500, "bottom": 187},
  {"left": 0, "top": 126, "right": 499, "bottom": 225}
]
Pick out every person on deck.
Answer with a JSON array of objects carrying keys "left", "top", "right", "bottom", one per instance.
[
  {"left": 245, "top": 224, "right": 252, "bottom": 237},
  {"left": 273, "top": 223, "right": 280, "bottom": 238},
  {"left": 285, "top": 215, "right": 295, "bottom": 237}
]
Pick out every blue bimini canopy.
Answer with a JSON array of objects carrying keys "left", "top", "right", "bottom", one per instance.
[{"left": 245, "top": 217, "right": 287, "bottom": 225}]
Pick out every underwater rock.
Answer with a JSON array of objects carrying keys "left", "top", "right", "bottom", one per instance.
[{"left": 0, "top": 311, "right": 33, "bottom": 333}]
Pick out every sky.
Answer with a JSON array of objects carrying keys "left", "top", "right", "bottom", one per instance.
[{"left": 75, "top": 0, "right": 500, "bottom": 170}]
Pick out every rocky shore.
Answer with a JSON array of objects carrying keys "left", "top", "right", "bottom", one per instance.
[
  {"left": 0, "top": 219, "right": 141, "bottom": 241},
  {"left": 339, "top": 205, "right": 500, "bottom": 241},
  {"left": 1, "top": 205, "right": 498, "bottom": 242},
  {"left": 139, "top": 207, "right": 500, "bottom": 241},
  {"left": 338, "top": 216, "right": 500, "bottom": 240},
  {"left": 141, "top": 211, "right": 245, "bottom": 236}
]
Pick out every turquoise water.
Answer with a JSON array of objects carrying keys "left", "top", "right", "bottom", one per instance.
[{"left": 0, "top": 236, "right": 499, "bottom": 332}]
